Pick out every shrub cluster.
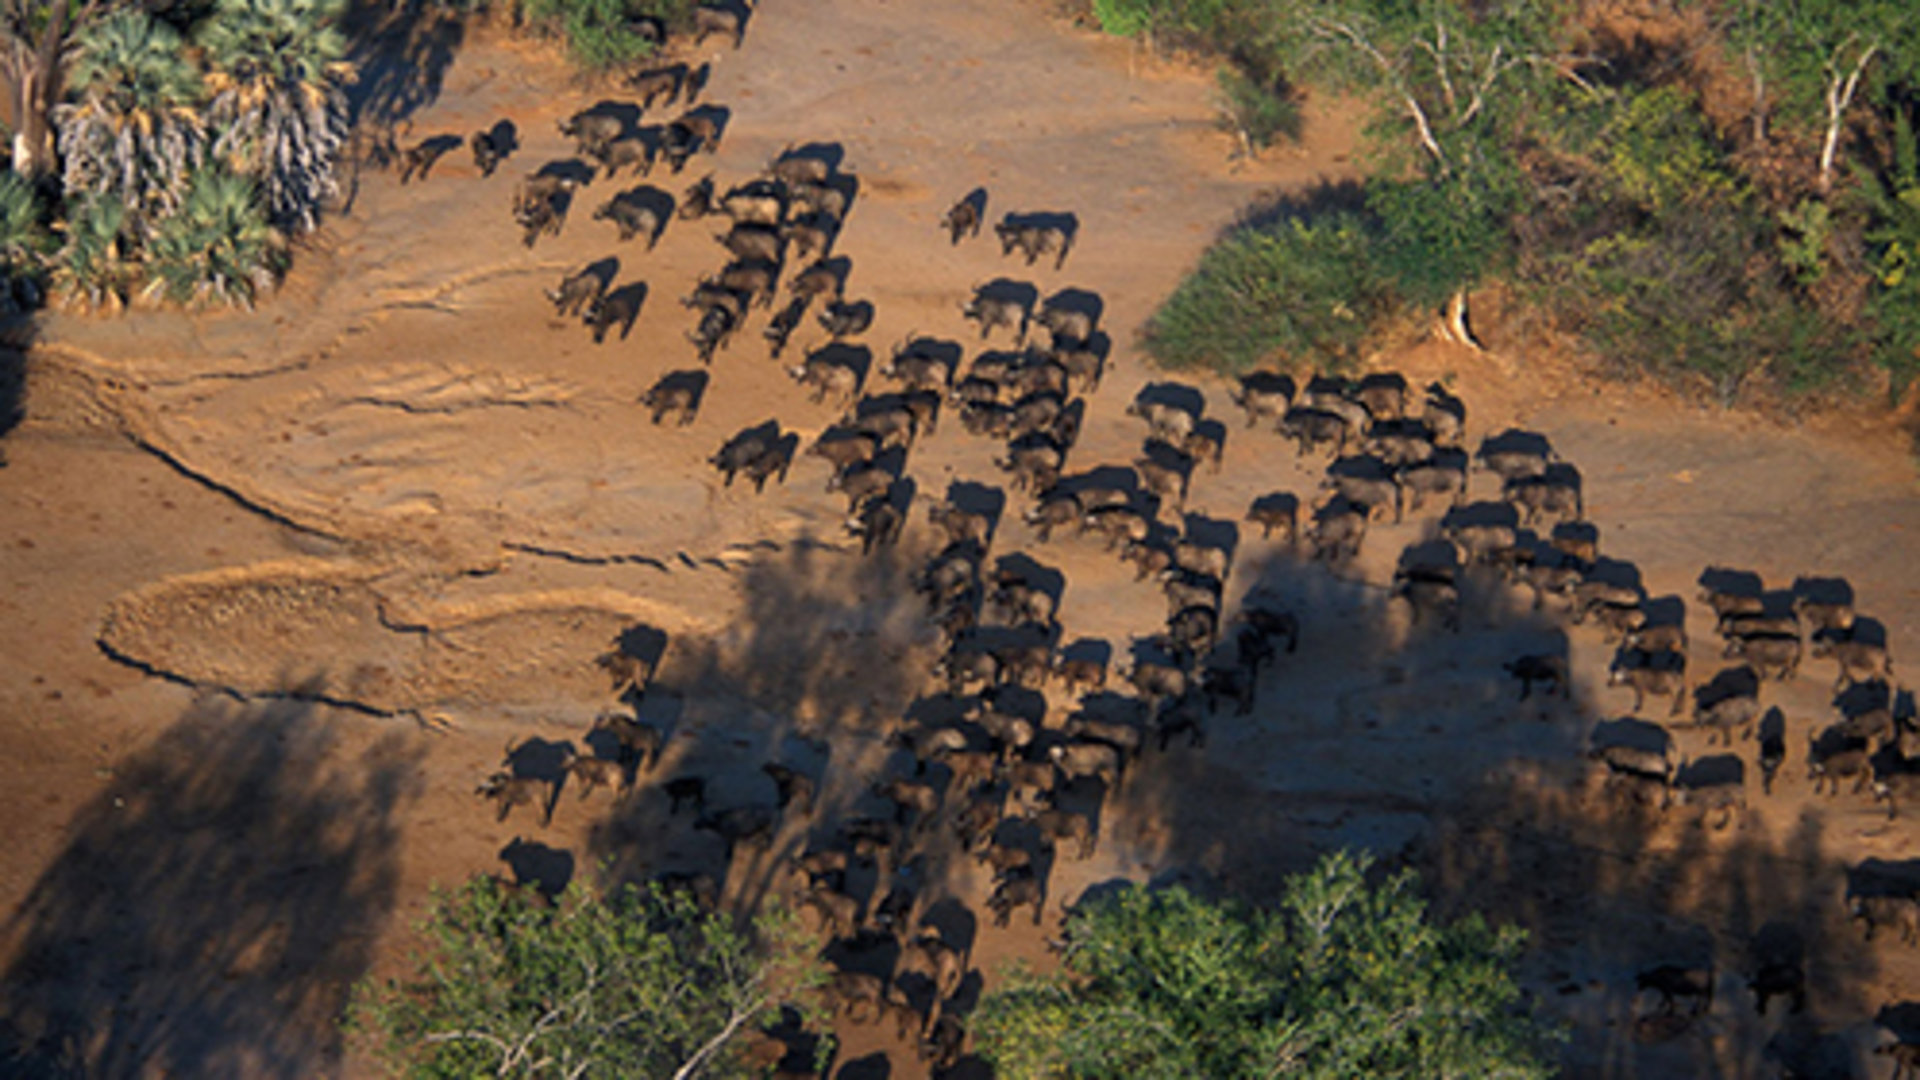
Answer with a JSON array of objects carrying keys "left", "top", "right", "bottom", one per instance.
[{"left": 1102, "top": 0, "right": 1920, "bottom": 410}]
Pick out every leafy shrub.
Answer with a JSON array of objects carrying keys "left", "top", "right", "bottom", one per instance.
[
  {"left": 52, "top": 197, "right": 134, "bottom": 312},
  {"left": 1215, "top": 65, "right": 1300, "bottom": 154},
  {"left": 1090, "top": 0, "right": 1159, "bottom": 37},
  {"left": 1365, "top": 167, "right": 1519, "bottom": 310},
  {"left": 522, "top": 0, "right": 690, "bottom": 71},
  {"left": 1591, "top": 85, "right": 1740, "bottom": 216},
  {"left": 974, "top": 850, "right": 1556, "bottom": 1079},
  {"left": 1142, "top": 211, "right": 1396, "bottom": 375},
  {"left": 349, "top": 874, "right": 827, "bottom": 1079},
  {"left": 0, "top": 172, "right": 48, "bottom": 312},
  {"left": 142, "top": 168, "right": 287, "bottom": 309},
  {"left": 1857, "top": 112, "right": 1920, "bottom": 402}
]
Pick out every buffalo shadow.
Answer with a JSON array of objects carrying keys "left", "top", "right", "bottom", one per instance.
[
  {"left": 499, "top": 838, "right": 575, "bottom": 900},
  {"left": 592, "top": 282, "right": 647, "bottom": 344},
  {"left": 779, "top": 140, "right": 845, "bottom": 175},
  {"left": 969, "top": 277, "right": 1038, "bottom": 313},
  {"left": 535, "top": 158, "right": 600, "bottom": 187},
  {"left": 644, "top": 369, "right": 709, "bottom": 420},
  {"left": 1133, "top": 380, "right": 1205, "bottom": 419},
  {"left": 1040, "top": 287, "right": 1103, "bottom": 329}
]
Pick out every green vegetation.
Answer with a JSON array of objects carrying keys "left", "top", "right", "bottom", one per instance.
[
  {"left": 349, "top": 875, "right": 827, "bottom": 1080},
  {"left": 521, "top": 0, "right": 693, "bottom": 72},
  {"left": 143, "top": 167, "right": 287, "bottom": 309},
  {"left": 0, "top": 171, "right": 49, "bottom": 312},
  {"left": 1144, "top": 212, "right": 1390, "bottom": 374},
  {"left": 199, "top": 0, "right": 352, "bottom": 233},
  {"left": 1095, "top": 0, "right": 1920, "bottom": 410},
  {"left": 0, "top": 0, "right": 349, "bottom": 312},
  {"left": 53, "top": 9, "right": 207, "bottom": 236},
  {"left": 51, "top": 197, "right": 134, "bottom": 312},
  {"left": 974, "top": 850, "right": 1557, "bottom": 1079}
]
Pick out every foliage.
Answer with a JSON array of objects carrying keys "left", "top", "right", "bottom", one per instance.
[
  {"left": 1089, "top": 0, "right": 1159, "bottom": 39},
  {"left": 1856, "top": 111, "right": 1920, "bottom": 400},
  {"left": 198, "top": 0, "right": 353, "bottom": 233},
  {"left": 1215, "top": 65, "right": 1300, "bottom": 154},
  {"left": 0, "top": 170, "right": 48, "bottom": 312},
  {"left": 1271, "top": 0, "right": 1573, "bottom": 176},
  {"left": 1776, "top": 198, "right": 1832, "bottom": 286},
  {"left": 1142, "top": 211, "right": 1396, "bottom": 375},
  {"left": 142, "top": 167, "right": 286, "bottom": 309},
  {"left": 1590, "top": 85, "right": 1740, "bottom": 216},
  {"left": 51, "top": 196, "right": 133, "bottom": 311},
  {"left": 521, "top": 0, "right": 690, "bottom": 72},
  {"left": 52, "top": 9, "right": 206, "bottom": 235},
  {"left": 1365, "top": 161, "right": 1519, "bottom": 309},
  {"left": 349, "top": 874, "right": 827, "bottom": 1080},
  {"left": 973, "top": 851, "right": 1556, "bottom": 1079},
  {"left": 1724, "top": 0, "right": 1919, "bottom": 189}
]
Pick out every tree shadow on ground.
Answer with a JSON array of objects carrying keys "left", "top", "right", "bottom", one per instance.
[
  {"left": 0, "top": 695, "right": 423, "bottom": 1078},
  {"left": 344, "top": 2, "right": 466, "bottom": 128},
  {"left": 1424, "top": 778, "right": 1882, "bottom": 1077},
  {"left": 1106, "top": 534, "right": 1886, "bottom": 1077},
  {"left": 0, "top": 346, "right": 23, "bottom": 464},
  {"left": 585, "top": 537, "right": 941, "bottom": 916}
]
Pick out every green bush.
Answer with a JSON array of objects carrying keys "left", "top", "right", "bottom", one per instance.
[
  {"left": 1366, "top": 168, "right": 1519, "bottom": 310},
  {"left": 0, "top": 172, "right": 48, "bottom": 312},
  {"left": 52, "top": 197, "right": 133, "bottom": 311},
  {"left": 1856, "top": 112, "right": 1920, "bottom": 402},
  {"left": 1215, "top": 65, "right": 1300, "bottom": 154},
  {"left": 1090, "top": 0, "right": 1159, "bottom": 37},
  {"left": 1555, "top": 189, "right": 1859, "bottom": 403},
  {"left": 1142, "top": 211, "right": 1397, "bottom": 375},
  {"left": 522, "top": 0, "right": 689, "bottom": 71},
  {"left": 974, "top": 850, "right": 1557, "bottom": 1079},
  {"left": 142, "top": 168, "right": 287, "bottom": 309}
]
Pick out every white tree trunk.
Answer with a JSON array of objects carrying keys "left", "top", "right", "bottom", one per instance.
[
  {"left": 1819, "top": 44, "right": 1878, "bottom": 192},
  {"left": 1438, "top": 289, "right": 1480, "bottom": 350}
]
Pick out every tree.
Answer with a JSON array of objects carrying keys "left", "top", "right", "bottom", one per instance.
[
  {"left": 0, "top": 168, "right": 47, "bottom": 310},
  {"left": 50, "top": 193, "right": 130, "bottom": 309},
  {"left": 973, "top": 850, "right": 1557, "bottom": 1079},
  {"left": 1270, "top": 0, "right": 1580, "bottom": 344},
  {"left": 142, "top": 165, "right": 285, "bottom": 308},
  {"left": 349, "top": 875, "right": 828, "bottom": 1080},
  {"left": 0, "top": 0, "right": 106, "bottom": 178},
  {"left": 51, "top": 7, "right": 203, "bottom": 235},
  {"left": 1855, "top": 111, "right": 1920, "bottom": 401},
  {"left": 197, "top": 0, "right": 352, "bottom": 233},
  {"left": 1727, "top": 0, "right": 1918, "bottom": 193}
]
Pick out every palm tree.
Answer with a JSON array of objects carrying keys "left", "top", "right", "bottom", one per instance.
[
  {"left": 0, "top": 0, "right": 101, "bottom": 178},
  {"left": 198, "top": 0, "right": 352, "bottom": 233},
  {"left": 0, "top": 169, "right": 48, "bottom": 311},
  {"left": 52, "top": 9, "right": 205, "bottom": 236},
  {"left": 51, "top": 195, "right": 131, "bottom": 311},
  {"left": 142, "top": 165, "right": 286, "bottom": 308}
]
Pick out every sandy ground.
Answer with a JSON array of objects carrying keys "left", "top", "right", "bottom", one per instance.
[{"left": 2, "top": 0, "right": 1920, "bottom": 1076}]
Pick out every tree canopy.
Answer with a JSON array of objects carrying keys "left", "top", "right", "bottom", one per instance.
[
  {"left": 349, "top": 876, "right": 827, "bottom": 1080},
  {"left": 973, "top": 851, "right": 1558, "bottom": 1079}
]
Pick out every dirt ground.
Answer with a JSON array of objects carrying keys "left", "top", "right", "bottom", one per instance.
[{"left": 2, "top": 0, "right": 1920, "bottom": 1076}]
